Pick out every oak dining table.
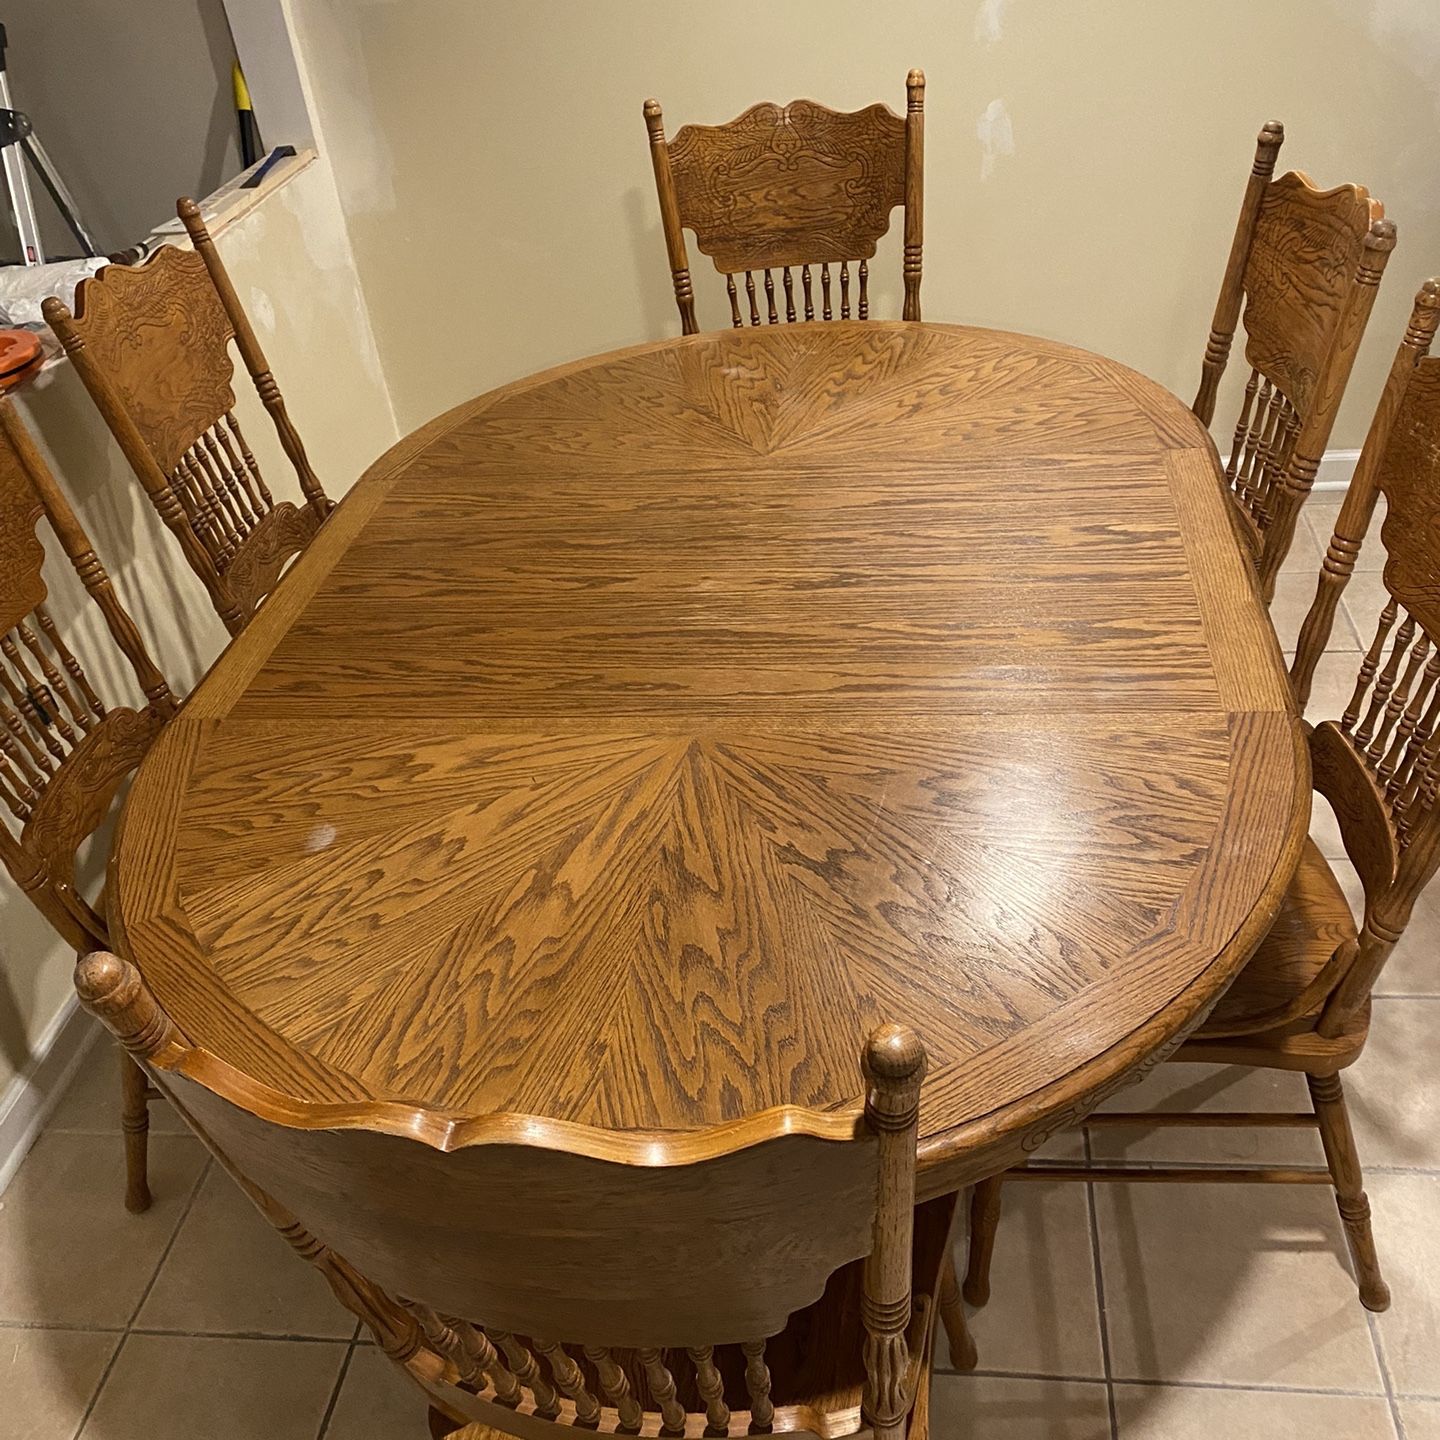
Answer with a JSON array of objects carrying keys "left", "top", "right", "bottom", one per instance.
[{"left": 108, "top": 320, "right": 1309, "bottom": 1199}]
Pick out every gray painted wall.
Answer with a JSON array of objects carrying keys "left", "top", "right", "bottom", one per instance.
[{"left": 2, "top": 0, "right": 241, "bottom": 258}]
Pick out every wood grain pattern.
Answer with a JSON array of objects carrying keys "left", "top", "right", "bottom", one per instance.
[
  {"left": 42, "top": 199, "right": 333, "bottom": 636},
  {"left": 0, "top": 399, "right": 177, "bottom": 1211},
  {"left": 107, "top": 322, "right": 1305, "bottom": 1199},
  {"left": 645, "top": 73, "right": 924, "bottom": 334},
  {"left": 78, "top": 948, "right": 947, "bottom": 1439},
  {"left": 1192, "top": 124, "right": 1393, "bottom": 598}
]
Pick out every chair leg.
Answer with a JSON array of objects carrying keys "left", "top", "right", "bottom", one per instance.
[
  {"left": 963, "top": 1176, "right": 1004, "bottom": 1308},
  {"left": 1308, "top": 1072, "right": 1390, "bottom": 1312},
  {"left": 120, "top": 1051, "right": 152, "bottom": 1214},
  {"left": 938, "top": 1253, "right": 978, "bottom": 1370}
]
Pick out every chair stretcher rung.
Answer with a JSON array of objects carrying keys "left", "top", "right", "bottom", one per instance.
[{"left": 1083, "top": 1111, "right": 1317, "bottom": 1129}]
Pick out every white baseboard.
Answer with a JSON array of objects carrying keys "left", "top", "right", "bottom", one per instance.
[
  {"left": 1313, "top": 448, "right": 1360, "bottom": 493},
  {"left": 0, "top": 998, "right": 100, "bottom": 1197}
]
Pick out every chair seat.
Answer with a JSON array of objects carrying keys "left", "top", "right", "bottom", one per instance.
[{"left": 1196, "top": 837, "right": 1358, "bottom": 1039}]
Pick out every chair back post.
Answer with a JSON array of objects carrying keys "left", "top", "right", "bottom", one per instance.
[
  {"left": 901, "top": 69, "right": 925, "bottom": 322},
  {"left": 860, "top": 1023, "right": 926, "bottom": 1440},
  {"left": 1255, "top": 217, "right": 1398, "bottom": 600},
  {"left": 1292, "top": 279, "right": 1440, "bottom": 708},
  {"left": 176, "top": 198, "right": 332, "bottom": 522},
  {"left": 41, "top": 293, "right": 246, "bottom": 636},
  {"left": 0, "top": 401, "right": 177, "bottom": 717},
  {"left": 642, "top": 102, "right": 698, "bottom": 336},
  {"left": 1193, "top": 120, "right": 1285, "bottom": 425},
  {"left": 74, "top": 949, "right": 189, "bottom": 1063}
]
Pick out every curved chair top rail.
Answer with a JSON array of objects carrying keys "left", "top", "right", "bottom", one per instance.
[
  {"left": 47, "top": 242, "right": 240, "bottom": 476},
  {"left": 1193, "top": 120, "right": 1395, "bottom": 599},
  {"left": 645, "top": 70, "right": 925, "bottom": 332},
  {"left": 42, "top": 197, "right": 332, "bottom": 636},
  {"left": 1240, "top": 169, "right": 1390, "bottom": 420},
  {"left": 665, "top": 95, "right": 910, "bottom": 272}
]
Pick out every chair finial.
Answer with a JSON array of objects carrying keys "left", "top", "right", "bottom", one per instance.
[
  {"left": 1365, "top": 217, "right": 1398, "bottom": 252},
  {"left": 864, "top": 1023, "right": 926, "bottom": 1085},
  {"left": 75, "top": 950, "right": 185, "bottom": 1058}
]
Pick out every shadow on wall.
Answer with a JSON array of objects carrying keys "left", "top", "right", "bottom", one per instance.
[{"left": 623, "top": 185, "right": 679, "bottom": 342}]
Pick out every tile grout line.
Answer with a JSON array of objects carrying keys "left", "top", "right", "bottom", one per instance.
[
  {"left": 936, "top": 1364, "right": 1416, "bottom": 1402},
  {"left": 64, "top": 1331, "right": 126, "bottom": 1440},
  {"left": 1365, "top": 1310, "right": 1408, "bottom": 1440},
  {"left": 315, "top": 1335, "right": 361, "bottom": 1440},
  {"left": 1111, "top": 1373, "right": 1395, "bottom": 1400},
  {"left": 1059, "top": 1158, "right": 1440, "bottom": 1180},
  {"left": 0, "top": 1317, "right": 353, "bottom": 1342},
  {"left": 72, "top": 1152, "right": 213, "bottom": 1440},
  {"left": 1081, "top": 1129, "right": 1121, "bottom": 1440},
  {"left": 123, "top": 1156, "right": 215, "bottom": 1328}
]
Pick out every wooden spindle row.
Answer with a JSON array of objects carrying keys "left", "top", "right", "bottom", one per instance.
[
  {"left": 396, "top": 1312, "right": 780, "bottom": 1433},
  {"left": 0, "top": 608, "right": 111, "bottom": 825},
  {"left": 1339, "top": 600, "right": 1440, "bottom": 846},
  {"left": 1223, "top": 369, "right": 1300, "bottom": 529},
  {"left": 166, "top": 414, "right": 276, "bottom": 571},
  {"left": 726, "top": 261, "right": 868, "bottom": 326}
]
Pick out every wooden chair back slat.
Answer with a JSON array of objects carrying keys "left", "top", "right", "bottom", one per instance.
[
  {"left": 1288, "top": 281, "right": 1440, "bottom": 1032},
  {"left": 43, "top": 199, "right": 332, "bottom": 636},
  {"left": 646, "top": 72, "right": 924, "bottom": 334},
  {"left": 0, "top": 401, "right": 176, "bottom": 953},
  {"left": 1193, "top": 123, "right": 1394, "bottom": 599},
  {"left": 76, "top": 951, "right": 937, "bottom": 1440}
]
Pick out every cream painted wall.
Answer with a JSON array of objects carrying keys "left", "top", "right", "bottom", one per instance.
[
  {"left": 285, "top": 0, "right": 1440, "bottom": 451},
  {"left": 0, "top": 157, "right": 397, "bottom": 1104}
]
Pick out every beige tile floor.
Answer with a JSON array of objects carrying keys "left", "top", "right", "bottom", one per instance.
[{"left": 5, "top": 502, "right": 1438, "bottom": 1440}]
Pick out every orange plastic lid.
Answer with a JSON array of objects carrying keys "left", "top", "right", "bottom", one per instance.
[{"left": 0, "top": 329, "right": 42, "bottom": 377}]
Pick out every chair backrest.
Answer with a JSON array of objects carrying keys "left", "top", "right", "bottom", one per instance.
[
  {"left": 644, "top": 71, "right": 925, "bottom": 334},
  {"left": 0, "top": 401, "right": 176, "bottom": 951},
  {"left": 1289, "top": 279, "right": 1440, "bottom": 1036},
  {"left": 1192, "top": 122, "right": 1394, "bottom": 600},
  {"left": 76, "top": 949, "right": 930, "bottom": 1440},
  {"left": 42, "top": 198, "right": 332, "bottom": 638}
]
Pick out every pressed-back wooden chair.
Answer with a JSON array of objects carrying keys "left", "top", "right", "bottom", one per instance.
[
  {"left": 644, "top": 71, "right": 925, "bottom": 333},
  {"left": 1192, "top": 121, "right": 1395, "bottom": 602},
  {"left": 0, "top": 397, "right": 178, "bottom": 1213},
  {"left": 963, "top": 280, "right": 1440, "bottom": 1322},
  {"left": 77, "top": 948, "right": 964, "bottom": 1440},
  {"left": 42, "top": 197, "right": 332, "bottom": 638}
]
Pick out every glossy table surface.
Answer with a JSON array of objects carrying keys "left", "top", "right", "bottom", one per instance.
[{"left": 112, "top": 322, "right": 1307, "bottom": 1192}]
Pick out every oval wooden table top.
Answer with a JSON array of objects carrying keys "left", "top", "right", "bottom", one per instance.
[{"left": 111, "top": 321, "right": 1308, "bottom": 1195}]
